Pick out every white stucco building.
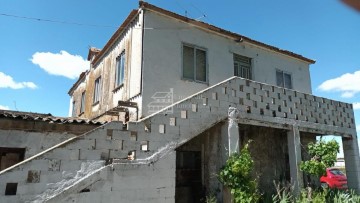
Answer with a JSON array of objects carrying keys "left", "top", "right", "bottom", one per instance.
[
  {"left": 68, "top": 2, "right": 314, "bottom": 123},
  {"left": 1, "top": 2, "right": 359, "bottom": 203}
]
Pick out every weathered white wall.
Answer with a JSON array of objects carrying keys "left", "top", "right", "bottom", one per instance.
[
  {"left": 0, "top": 130, "right": 74, "bottom": 159},
  {"left": 70, "top": 11, "right": 144, "bottom": 121},
  {"left": 58, "top": 153, "right": 176, "bottom": 203},
  {"left": 141, "top": 10, "right": 312, "bottom": 117}
]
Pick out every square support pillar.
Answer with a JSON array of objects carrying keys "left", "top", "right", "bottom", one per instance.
[
  {"left": 228, "top": 107, "right": 240, "bottom": 156},
  {"left": 287, "top": 126, "right": 303, "bottom": 195},
  {"left": 342, "top": 134, "right": 360, "bottom": 193},
  {"left": 228, "top": 121, "right": 240, "bottom": 156}
]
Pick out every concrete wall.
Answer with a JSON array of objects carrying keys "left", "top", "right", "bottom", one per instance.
[
  {"left": 0, "top": 119, "right": 99, "bottom": 170},
  {"left": 175, "top": 122, "right": 311, "bottom": 199},
  {"left": 141, "top": 10, "right": 312, "bottom": 117},
  {"left": 56, "top": 153, "right": 176, "bottom": 203},
  {"left": 176, "top": 122, "right": 228, "bottom": 202},
  {"left": 0, "top": 130, "right": 73, "bottom": 160},
  {"left": 239, "top": 125, "right": 290, "bottom": 194},
  {"left": 70, "top": 11, "right": 144, "bottom": 121}
]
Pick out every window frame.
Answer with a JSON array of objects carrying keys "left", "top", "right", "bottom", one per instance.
[
  {"left": 93, "top": 76, "right": 102, "bottom": 104},
  {"left": 72, "top": 100, "right": 76, "bottom": 117},
  {"left": 115, "top": 51, "right": 125, "bottom": 89},
  {"left": 276, "top": 69, "right": 293, "bottom": 89},
  {"left": 233, "top": 53, "right": 252, "bottom": 80},
  {"left": 80, "top": 91, "right": 86, "bottom": 114},
  {"left": 181, "top": 43, "right": 208, "bottom": 84}
]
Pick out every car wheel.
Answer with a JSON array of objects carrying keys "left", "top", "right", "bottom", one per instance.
[{"left": 321, "top": 182, "right": 329, "bottom": 189}]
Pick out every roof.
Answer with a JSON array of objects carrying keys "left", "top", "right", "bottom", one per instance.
[
  {"left": 68, "top": 70, "right": 87, "bottom": 95},
  {"left": 140, "top": 2, "right": 315, "bottom": 64},
  {"left": 92, "top": 9, "right": 139, "bottom": 66},
  {"left": 0, "top": 110, "right": 106, "bottom": 125},
  {"left": 92, "top": 2, "right": 315, "bottom": 67},
  {"left": 68, "top": 10, "right": 138, "bottom": 95}
]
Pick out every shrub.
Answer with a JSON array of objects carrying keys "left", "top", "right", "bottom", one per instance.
[
  {"left": 218, "top": 141, "right": 261, "bottom": 203},
  {"left": 300, "top": 138, "right": 339, "bottom": 177}
]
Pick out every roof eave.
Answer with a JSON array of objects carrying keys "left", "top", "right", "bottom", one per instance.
[
  {"left": 68, "top": 71, "right": 87, "bottom": 95},
  {"left": 140, "top": 2, "right": 315, "bottom": 64},
  {"left": 91, "top": 9, "right": 140, "bottom": 66}
]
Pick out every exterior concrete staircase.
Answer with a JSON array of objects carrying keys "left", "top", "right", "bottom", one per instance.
[{"left": 0, "top": 76, "right": 356, "bottom": 202}]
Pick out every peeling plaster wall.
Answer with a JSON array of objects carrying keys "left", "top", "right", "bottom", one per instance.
[
  {"left": 176, "top": 122, "right": 227, "bottom": 201},
  {"left": 70, "top": 11, "right": 144, "bottom": 122},
  {"left": 0, "top": 130, "right": 73, "bottom": 160},
  {"left": 57, "top": 153, "right": 176, "bottom": 203},
  {"left": 175, "top": 122, "right": 303, "bottom": 199},
  {"left": 141, "top": 10, "right": 312, "bottom": 118},
  {"left": 239, "top": 125, "right": 290, "bottom": 194}
]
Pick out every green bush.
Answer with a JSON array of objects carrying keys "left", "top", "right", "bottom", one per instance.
[
  {"left": 218, "top": 141, "right": 261, "bottom": 203},
  {"left": 205, "top": 194, "right": 217, "bottom": 203},
  {"left": 300, "top": 139, "right": 339, "bottom": 177}
]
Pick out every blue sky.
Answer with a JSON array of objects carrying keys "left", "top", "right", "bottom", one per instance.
[{"left": 1, "top": 1, "right": 360, "bottom": 142}]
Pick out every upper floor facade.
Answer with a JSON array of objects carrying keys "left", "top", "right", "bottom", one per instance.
[{"left": 68, "top": 2, "right": 315, "bottom": 122}]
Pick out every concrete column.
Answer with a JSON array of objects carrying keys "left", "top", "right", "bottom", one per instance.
[
  {"left": 287, "top": 125, "right": 303, "bottom": 195},
  {"left": 220, "top": 122, "right": 232, "bottom": 203},
  {"left": 342, "top": 134, "right": 360, "bottom": 193},
  {"left": 228, "top": 107, "right": 240, "bottom": 155}
]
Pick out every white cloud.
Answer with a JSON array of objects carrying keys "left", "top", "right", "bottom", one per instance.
[
  {"left": 31, "top": 50, "right": 89, "bottom": 79},
  {"left": 0, "top": 72, "right": 37, "bottom": 89},
  {"left": 0, "top": 105, "right": 10, "bottom": 110},
  {"left": 354, "top": 103, "right": 360, "bottom": 110},
  {"left": 318, "top": 70, "right": 360, "bottom": 98},
  {"left": 357, "top": 124, "right": 360, "bottom": 133}
]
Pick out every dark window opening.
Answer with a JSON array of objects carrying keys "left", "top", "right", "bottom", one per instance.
[
  {"left": 234, "top": 54, "right": 252, "bottom": 79},
  {"left": 93, "top": 76, "right": 101, "bottom": 104},
  {"left": 5, "top": 183, "right": 17, "bottom": 196},
  {"left": 0, "top": 147, "right": 25, "bottom": 171},
  {"left": 182, "top": 45, "right": 207, "bottom": 83},
  {"left": 80, "top": 188, "right": 90, "bottom": 193},
  {"left": 176, "top": 151, "right": 202, "bottom": 203},
  {"left": 115, "top": 51, "right": 125, "bottom": 87},
  {"left": 72, "top": 101, "right": 76, "bottom": 117},
  {"left": 80, "top": 91, "right": 86, "bottom": 114},
  {"left": 276, "top": 70, "right": 292, "bottom": 89}
]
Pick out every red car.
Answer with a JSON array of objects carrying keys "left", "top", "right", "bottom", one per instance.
[{"left": 320, "top": 168, "right": 347, "bottom": 189}]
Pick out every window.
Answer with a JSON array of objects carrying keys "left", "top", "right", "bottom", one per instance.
[
  {"left": 93, "top": 77, "right": 101, "bottom": 104},
  {"left": 234, "top": 54, "right": 252, "bottom": 79},
  {"left": 5, "top": 183, "right": 17, "bottom": 196},
  {"left": 276, "top": 70, "right": 292, "bottom": 89},
  {"left": 80, "top": 91, "right": 85, "bottom": 113},
  {"left": 115, "top": 52, "right": 125, "bottom": 87},
  {"left": 0, "top": 148, "right": 25, "bottom": 171},
  {"left": 72, "top": 101, "right": 76, "bottom": 117},
  {"left": 182, "top": 45, "right": 207, "bottom": 82}
]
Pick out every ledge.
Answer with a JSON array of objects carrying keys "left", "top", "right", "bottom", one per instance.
[{"left": 112, "top": 84, "right": 124, "bottom": 93}]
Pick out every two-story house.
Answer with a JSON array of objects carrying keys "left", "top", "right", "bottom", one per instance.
[{"left": 68, "top": 3, "right": 314, "bottom": 123}]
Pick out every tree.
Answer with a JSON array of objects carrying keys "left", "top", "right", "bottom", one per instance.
[{"left": 300, "top": 138, "right": 339, "bottom": 177}]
